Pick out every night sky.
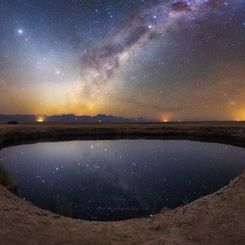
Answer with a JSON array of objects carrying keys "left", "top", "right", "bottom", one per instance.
[{"left": 0, "top": 0, "right": 244, "bottom": 121}]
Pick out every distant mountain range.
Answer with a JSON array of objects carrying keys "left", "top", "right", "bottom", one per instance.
[{"left": 0, "top": 114, "right": 151, "bottom": 123}]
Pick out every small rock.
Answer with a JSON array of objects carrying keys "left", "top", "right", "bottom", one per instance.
[{"left": 152, "top": 223, "right": 161, "bottom": 231}]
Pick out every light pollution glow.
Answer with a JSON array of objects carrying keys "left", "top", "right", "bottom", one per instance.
[{"left": 36, "top": 116, "right": 45, "bottom": 123}]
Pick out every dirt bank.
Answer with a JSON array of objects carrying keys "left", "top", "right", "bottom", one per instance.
[{"left": 0, "top": 122, "right": 245, "bottom": 245}]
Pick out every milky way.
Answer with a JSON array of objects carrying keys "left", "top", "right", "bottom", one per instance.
[{"left": 0, "top": 0, "right": 245, "bottom": 120}]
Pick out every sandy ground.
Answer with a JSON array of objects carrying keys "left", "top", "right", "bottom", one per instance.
[{"left": 0, "top": 122, "right": 245, "bottom": 245}]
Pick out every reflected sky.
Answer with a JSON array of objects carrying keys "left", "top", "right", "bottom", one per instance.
[{"left": 1, "top": 140, "right": 245, "bottom": 221}]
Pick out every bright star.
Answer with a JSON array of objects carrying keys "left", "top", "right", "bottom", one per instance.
[{"left": 17, "top": 29, "right": 23, "bottom": 34}]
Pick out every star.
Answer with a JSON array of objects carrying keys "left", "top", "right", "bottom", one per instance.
[{"left": 17, "top": 29, "right": 23, "bottom": 35}]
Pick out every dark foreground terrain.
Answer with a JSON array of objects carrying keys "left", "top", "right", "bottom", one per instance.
[{"left": 0, "top": 122, "right": 245, "bottom": 245}]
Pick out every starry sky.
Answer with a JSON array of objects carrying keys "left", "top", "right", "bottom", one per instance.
[{"left": 0, "top": 0, "right": 244, "bottom": 121}]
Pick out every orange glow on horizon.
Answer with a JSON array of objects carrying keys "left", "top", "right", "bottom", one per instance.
[
  {"left": 36, "top": 116, "right": 45, "bottom": 123},
  {"left": 234, "top": 109, "right": 245, "bottom": 122},
  {"left": 161, "top": 114, "right": 170, "bottom": 123}
]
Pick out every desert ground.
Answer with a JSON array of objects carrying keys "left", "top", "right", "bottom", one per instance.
[{"left": 0, "top": 122, "right": 245, "bottom": 245}]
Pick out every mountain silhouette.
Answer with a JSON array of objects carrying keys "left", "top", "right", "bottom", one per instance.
[{"left": 0, "top": 114, "right": 150, "bottom": 123}]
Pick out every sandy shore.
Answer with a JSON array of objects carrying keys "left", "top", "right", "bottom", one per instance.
[{"left": 0, "top": 122, "right": 245, "bottom": 245}]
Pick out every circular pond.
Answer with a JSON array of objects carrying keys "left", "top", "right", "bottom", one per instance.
[{"left": 0, "top": 140, "right": 245, "bottom": 221}]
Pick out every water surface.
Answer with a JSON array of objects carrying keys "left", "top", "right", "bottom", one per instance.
[{"left": 0, "top": 140, "right": 245, "bottom": 221}]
